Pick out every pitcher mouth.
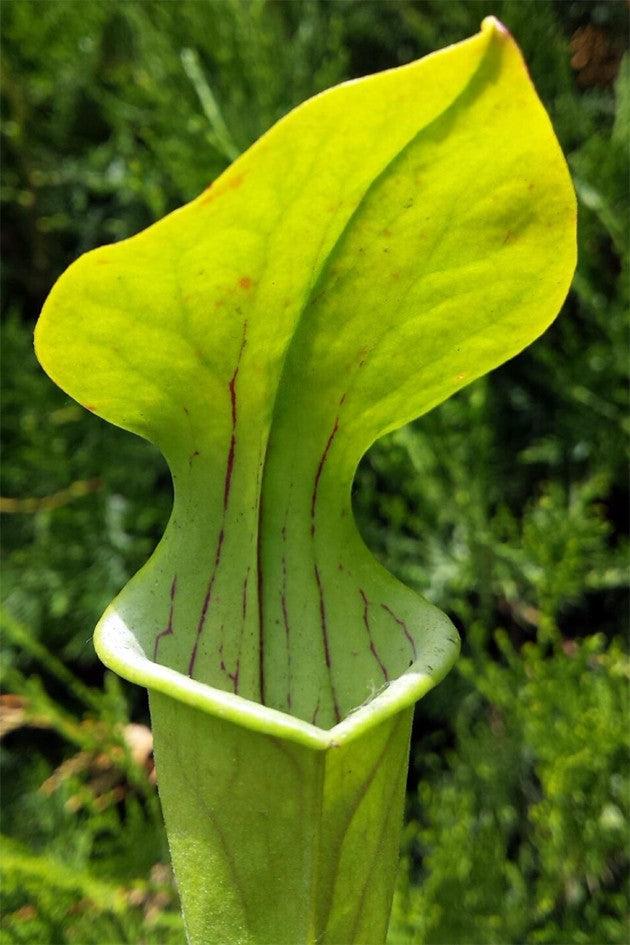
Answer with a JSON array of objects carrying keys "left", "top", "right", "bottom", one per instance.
[{"left": 95, "top": 604, "right": 459, "bottom": 751}]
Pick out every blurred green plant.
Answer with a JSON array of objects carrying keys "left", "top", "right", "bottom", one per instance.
[
  {"left": 390, "top": 632, "right": 630, "bottom": 945},
  {"left": 0, "top": 610, "right": 184, "bottom": 944},
  {"left": 1, "top": 312, "right": 171, "bottom": 671}
]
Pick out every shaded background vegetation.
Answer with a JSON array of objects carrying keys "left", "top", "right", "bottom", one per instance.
[{"left": 1, "top": 1, "right": 628, "bottom": 942}]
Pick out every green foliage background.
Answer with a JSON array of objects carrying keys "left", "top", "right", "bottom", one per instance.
[{"left": 1, "top": 1, "right": 628, "bottom": 943}]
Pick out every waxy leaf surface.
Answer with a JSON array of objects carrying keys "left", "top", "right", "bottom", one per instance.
[
  {"left": 35, "top": 17, "right": 576, "bottom": 735},
  {"left": 35, "top": 19, "right": 576, "bottom": 943}
]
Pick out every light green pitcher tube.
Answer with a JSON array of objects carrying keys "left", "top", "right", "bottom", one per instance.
[
  {"left": 150, "top": 691, "right": 412, "bottom": 945},
  {"left": 33, "top": 15, "right": 576, "bottom": 945}
]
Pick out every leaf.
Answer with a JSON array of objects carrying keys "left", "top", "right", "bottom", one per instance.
[
  {"left": 35, "top": 16, "right": 575, "bottom": 731},
  {"left": 149, "top": 689, "right": 412, "bottom": 944},
  {"left": 35, "top": 17, "right": 576, "bottom": 943}
]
